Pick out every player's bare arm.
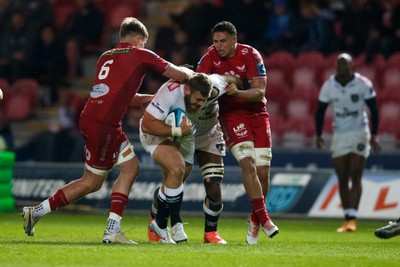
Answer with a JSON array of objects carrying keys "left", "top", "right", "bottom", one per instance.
[
  {"left": 0, "top": 88, "right": 3, "bottom": 100},
  {"left": 206, "top": 74, "right": 243, "bottom": 99},
  {"left": 141, "top": 111, "right": 192, "bottom": 137},
  {"left": 163, "top": 65, "right": 194, "bottom": 83},
  {"left": 129, "top": 93, "right": 154, "bottom": 107},
  {"left": 226, "top": 77, "right": 266, "bottom": 102},
  {"left": 221, "top": 75, "right": 243, "bottom": 88}
]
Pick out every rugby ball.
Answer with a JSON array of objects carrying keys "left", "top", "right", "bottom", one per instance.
[{"left": 165, "top": 108, "right": 190, "bottom": 141}]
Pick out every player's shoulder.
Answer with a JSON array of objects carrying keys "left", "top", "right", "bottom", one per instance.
[
  {"left": 237, "top": 43, "right": 263, "bottom": 60},
  {"left": 354, "top": 72, "right": 373, "bottom": 87},
  {"left": 158, "top": 79, "right": 183, "bottom": 96},
  {"left": 202, "top": 46, "right": 218, "bottom": 58},
  {"left": 320, "top": 75, "right": 336, "bottom": 90}
]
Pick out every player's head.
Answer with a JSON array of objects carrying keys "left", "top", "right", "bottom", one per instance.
[
  {"left": 211, "top": 21, "right": 237, "bottom": 59},
  {"left": 119, "top": 17, "right": 149, "bottom": 48},
  {"left": 335, "top": 53, "right": 354, "bottom": 80},
  {"left": 184, "top": 73, "right": 212, "bottom": 113}
]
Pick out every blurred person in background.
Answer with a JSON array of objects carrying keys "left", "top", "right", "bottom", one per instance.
[
  {"left": 63, "top": 0, "right": 105, "bottom": 56},
  {"left": 315, "top": 53, "right": 380, "bottom": 233},
  {"left": 0, "top": 10, "right": 31, "bottom": 82},
  {"left": 28, "top": 24, "right": 68, "bottom": 105},
  {"left": 338, "top": 0, "right": 383, "bottom": 58},
  {"left": 21, "top": 17, "right": 193, "bottom": 245},
  {"left": 260, "top": 0, "right": 296, "bottom": 54}
]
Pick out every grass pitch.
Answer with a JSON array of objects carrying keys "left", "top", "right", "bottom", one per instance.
[{"left": 0, "top": 212, "right": 398, "bottom": 267}]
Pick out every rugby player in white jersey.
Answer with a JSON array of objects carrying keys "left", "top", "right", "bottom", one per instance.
[
  {"left": 315, "top": 53, "right": 381, "bottom": 233},
  {"left": 140, "top": 73, "right": 242, "bottom": 244}
]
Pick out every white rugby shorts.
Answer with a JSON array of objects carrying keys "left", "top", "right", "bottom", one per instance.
[
  {"left": 330, "top": 128, "right": 371, "bottom": 158},
  {"left": 195, "top": 123, "right": 226, "bottom": 156}
]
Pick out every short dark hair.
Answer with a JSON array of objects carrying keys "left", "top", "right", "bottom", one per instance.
[
  {"left": 187, "top": 73, "right": 212, "bottom": 97},
  {"left": 119, "top": 17, "right": 149, "bottom": 40},
  {"left": 212, "top": 21, "right": 237, "bottom": 37}
]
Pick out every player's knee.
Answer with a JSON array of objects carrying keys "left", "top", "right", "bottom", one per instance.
[
  {"left": 201, "top": 163, "right": 224, "bottom": 207},
  {"left": 205, "top": 179, "right": 222, "bottom": 203},
  {"left": 231, "top": 141, "right": 256, "bottom": 163},
  {"left": 81, "top": 177, "right": 103, "bottom": 193},
  {"left": 167, "top": 166, "right": 186, "bottom": 180},
  {"left": 254, "top": 148, "right": 272, "bottom": 166}
]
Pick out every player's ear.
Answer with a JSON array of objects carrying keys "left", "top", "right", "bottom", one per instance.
[{"left": 183, "top": 84, "right": 191, "bottom": 95}]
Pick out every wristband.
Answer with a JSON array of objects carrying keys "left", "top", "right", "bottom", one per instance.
[{"left": 171, "top": 127, "right": 182, "bottom": 137}]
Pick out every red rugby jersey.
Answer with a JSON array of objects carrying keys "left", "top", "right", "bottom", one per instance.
[
  {"left": 81, "top": 43, "right": 169, "bottom": 126},
  {"left": 197, "top": 44, "right": 267, "bottom": 116}
]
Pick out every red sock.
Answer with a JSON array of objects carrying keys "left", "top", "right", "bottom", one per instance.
[
  {"left": 250, "top": 197, "right": 270, "bottom": 226},
  {"left": 110, "top": 192, "right": 128, "bottom": 217},
  {"left": 49, "top": 189, "right": 69, "bottom": 211},
  {"left": 250, "top": 210, "right": 260, "bottom": 224}
]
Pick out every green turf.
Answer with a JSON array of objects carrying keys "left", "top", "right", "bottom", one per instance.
[{"left": 0, "top": 212, "right": 398, "bottom": 267}]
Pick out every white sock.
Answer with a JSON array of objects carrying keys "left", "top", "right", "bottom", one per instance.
[
  {"left": 33, "top": 200, "right": 51, "bottom": 221},
  {"left": 344, "top": 208, "right": 358, "bottom": 218},
  {"left": 107, "top": 212, "right": 122, "bottom": 233}
]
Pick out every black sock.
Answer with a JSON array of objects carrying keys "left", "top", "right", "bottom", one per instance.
[
  {"left": 166, "top": 191, "right": 183, "bottom": 227},
  {"left": 155, "top": 193, "right": 169, "bottom": 229},
  {"left": 150, "top": 187, "right": 160, "bottom": 219},
  {"left": 204, "top": 211, "right": 219, "bottom": 232}
]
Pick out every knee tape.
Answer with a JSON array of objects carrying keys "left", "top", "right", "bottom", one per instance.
[
  {"left": 230, "top": 141, "right": 256, "bottom": 162},
  {"left": 115, "top": 143, "right": 135, "bottom": 166},
  {"left": 254, "top": 147, "right": 272, "bottom": 166},
  {"left": 201, "top": 163, "right": 224, "bottom": 179}
]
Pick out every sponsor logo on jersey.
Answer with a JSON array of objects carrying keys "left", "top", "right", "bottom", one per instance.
[
  {"left": 233, "top": 123, "right": 245, "bottom": 133},
  {"left": 102, "top": 48, "right": 131, "bottom": 57},
  {"left": 233, "top": 123, "right": 248, "bottom": 137},
  {"left": 236, "top": 65, "right": 246, "bottom": 72},
  {"left": 240, "top": 48, "right": 249, "bottom": 56},
  {"left": 224, "top": 70, "right": 240, "bottom": 78},
  {"left": 257, "top": 62, "right": 266, "bottom": 75},
  {"left": 335, "top": 110, "right": 359, "bottom": 117},
  {"left": 213, "top": 61, "right": 221, "bottom": 66},
  {"left": 167, "top": 81, "right": 180, "bottom": 91},
  {"left": 150, "top": 102, "right": 165, "bottom": 114},
  {"left": 90, "top": 83, "right": 109, "bottom": 98}
]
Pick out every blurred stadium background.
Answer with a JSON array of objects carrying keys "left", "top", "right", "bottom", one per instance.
[{"left": 0, "top": 0, "right": 399, "bottom": 219}]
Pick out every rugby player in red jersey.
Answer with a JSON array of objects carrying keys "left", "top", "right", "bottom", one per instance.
[
  {"left": 21, "top": 17, "right": 193, "bottom": 244},
  {"left": 197, "top": 21, "right": 279, "bottom": 245}
]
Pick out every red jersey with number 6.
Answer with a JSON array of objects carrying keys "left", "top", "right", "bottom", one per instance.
[
  {"left": 81, "top": 42, "right": 169, "bottom": 126},
  {"left": 197, "top": 44, "right": 267, "bottom": 116}
]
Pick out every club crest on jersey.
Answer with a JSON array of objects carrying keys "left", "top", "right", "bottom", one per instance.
[
  {"left": 357, "top": 143, "right": 365, "bottom": 151},
  {"left": 240, "top": 48, "right": 249, "bottom": 55},
  {"left": 351, "top": 94, "right": 359, "bottom": 103},
  {"left": 216, "top": 143, "right": 225, "bottom": 153}
]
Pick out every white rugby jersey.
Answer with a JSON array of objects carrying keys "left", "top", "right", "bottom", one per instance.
[
  {"left": 145, "top": 74, "right": 228, "bottom": 135},
  {"left": 319, "top": 72, "right": 376, "bottom": 133}
]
